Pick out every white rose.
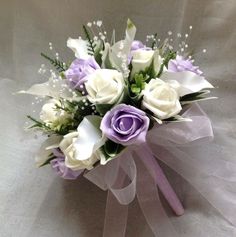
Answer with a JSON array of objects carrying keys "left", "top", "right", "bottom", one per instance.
[
  {"left": 85, "top": 69, "right": 125, "bottom": 104},
  {"left": 40, "top": 99, "right": 69, "bottom": 125},
  {"left": 131, "top": 49, "right": 163, "bottom": 77},
  {"left": 59, "top": 116, "right": 105, "bottom": 170},
  {"left": 142, "top": 79, "right": 182, "bottom": 120}
]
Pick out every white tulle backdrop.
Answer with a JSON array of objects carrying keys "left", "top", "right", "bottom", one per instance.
[{"left": 0, "top": 0, "right": 236, "bottom": 236}]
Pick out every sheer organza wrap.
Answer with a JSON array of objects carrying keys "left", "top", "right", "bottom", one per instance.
[{"left": 83, "top": 103, "right": 236, "bottom": 236}]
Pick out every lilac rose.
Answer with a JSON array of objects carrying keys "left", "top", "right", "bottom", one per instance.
[
  {"left": 131, "top": 40, "right": 145, "bottom": 51},
  {"left": 65, "top": 56, "right": 100, "bottom": 92},
  {"left": 100, "top": 104, "right": 150, "bottom": 146},
  {"left": 168, "top": 55, "right": 203, "bottom": 75},
  {"left": 50, "top": 149, "right": 82, "bottom": 180},
  {"left": 129, "top": 40, "right": 147, "bottom": 63}
]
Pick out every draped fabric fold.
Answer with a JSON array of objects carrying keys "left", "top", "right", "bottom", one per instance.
[{"left": 83, "top": 103, "right": 235, "bottom": 236}]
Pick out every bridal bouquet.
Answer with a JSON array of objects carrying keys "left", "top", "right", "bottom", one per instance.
[{"left": 20, "top": 19, "right": 228, "bottom": 236}]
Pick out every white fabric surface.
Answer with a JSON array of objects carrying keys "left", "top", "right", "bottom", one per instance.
[{"left": 0, "top": 0, "right": 236, "bottom": 236}]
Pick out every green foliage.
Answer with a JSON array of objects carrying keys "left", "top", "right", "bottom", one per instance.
[
  {"left": 39, "top": 154, "right": 55, "bottom": 167},
  {"left": 102, "top": 139, "right": 125, "bottom": 160},
  {"left": 163, "top": 115, "right": 192, "bottom": 123},
  {"left": 27, "top": 114, "right": 76, "bottom": 136},
  {"left": 130, "top": 73, "right": 148, "bottom": 95},
  {"left": 157, "top": 50, "right": 176, "bottom": 77},
  {"left": 83, "top": 25, "right": 96, "bottom": 55},
  {"left": 40, "top": 53, "right": 68, "bottom": 72},
  {"left": 94, "top": 40, "right": 104, "bottom": 66},
  {"left": 95, "top": 103, "right": 113, "bottom": 116},
  {"left": 180, "top": 90, "right": 215, "bottom": 104},
  {"left": 27, "top": 98, "right": 91, "bottom": 135},
  {"left": 27, "top": 115, "right": 52, "bottom": 131}
]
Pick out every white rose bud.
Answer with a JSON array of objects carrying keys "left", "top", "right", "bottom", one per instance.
[
  {"left": 59, "top": 117, "right": 104, "bottom": 170},
  {"left": 59, "top": 132, "right": 99, "bottom": 170},
  {"left": 40, "top": 99, "right": 69, "bottom": 125},
  {"left": 131, "top": 49, "right": 163, "bottom": 77},
  {"left": 85, "top": 69, "right": 125, "bottom": 104},
  {"left": 142, "top": 79, "right": 182, "bottom": 120}
]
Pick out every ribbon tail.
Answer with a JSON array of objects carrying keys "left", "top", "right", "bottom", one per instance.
[
  {"left": 103, "top": 190, "right": 128, "bottom": 237},
  {"left": 136, "top": 145, "right": 184, "bottom": 216},
  {"left": 150, "top": 144, "right": 236, "bottom": 227},
  {"left": 135, "top": 153, "right": 179, "bottom": 237}
]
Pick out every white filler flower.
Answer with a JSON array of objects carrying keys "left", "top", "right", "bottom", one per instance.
[{"left": 40, "top": 99, "right": 69, "bottom": 125}]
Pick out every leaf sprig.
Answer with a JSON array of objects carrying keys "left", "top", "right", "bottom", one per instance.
[
  {"left": 41, "top": 53, "right": 68, "bottom": 72},
  {"left": 82, "top": 25, "right": 96, "bottom": 55}
]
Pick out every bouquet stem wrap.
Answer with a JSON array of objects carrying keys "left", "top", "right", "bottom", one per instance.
[{"left": 84, "top": 103, "right": 235, "bottom": 236}]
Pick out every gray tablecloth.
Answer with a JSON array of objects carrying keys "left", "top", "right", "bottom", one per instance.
[{"left": 0, "top": 0, "right": 236, "bottom": 236}]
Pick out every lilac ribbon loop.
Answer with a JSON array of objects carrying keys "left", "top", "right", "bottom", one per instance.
[{"left": 84, "top": 103, "right": 224, "bottom": 236}]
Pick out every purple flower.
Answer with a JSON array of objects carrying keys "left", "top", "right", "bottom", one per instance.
[
  {"left": 168, "top": 55, "right": 203, "bottom": 75},
  {"left": 131, "top": 40, "right": 145, "bottom": 51},
  {"left": 129, "top": 41, "right": 151, "bottom": 63},
  {"left": 65, "top": 56, "right": 100, "bottom": 91},
  {"left": 50, "top": 149, "right": 82, "bottom": 180},
  {"left": 100, "top": 104, "right": 150, "bottom": 146}
]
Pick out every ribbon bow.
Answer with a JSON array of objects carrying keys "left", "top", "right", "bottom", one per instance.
[{"left": 84, "top": 103, "right": 236, "bottom": 236}]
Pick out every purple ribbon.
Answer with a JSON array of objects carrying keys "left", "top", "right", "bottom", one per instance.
[{"left": 83, "top": 103, "right": 230, "bottom": 237}]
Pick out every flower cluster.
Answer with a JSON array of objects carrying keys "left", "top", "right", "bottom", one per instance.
[{"left": 22, "top": 19, "right": 214, "bottom": 179}]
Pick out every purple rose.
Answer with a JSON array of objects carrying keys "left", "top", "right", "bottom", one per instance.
[
  {"left": 100, "top": 104, "right": 150, "bottom": 146},
  {"left": 65, "top": 56, "right": 100, "bottom": 92},
  {"left": 131, "top": 40, "right": 145, "bottom": 51},
  {"left": 50, "top": 149, "right": 82, "bottom": 180},
  {"left": 168, "top": 55, "right": 203, "bottom": 75}
]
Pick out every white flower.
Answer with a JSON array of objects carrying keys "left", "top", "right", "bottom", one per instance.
[
  {"left": 35, "top": 135, "right": 62, "bottom": 167},
  {"left": 60, "top": 116, "right": 105, "bottom": 170},
  {"left": 67, "top": 37, "right": 90, "bottom": 59},
  {"left": 40, "top": 99, "right": 69, "bottom": 125},
  {"left": 85, "top": 69, "right": 125, "bottom": 104},
  {"left": 142, "top": 79, "right": 182, "bottom": 120},
  {"left": 131, "top": 49, "right": 163, "bottom": 77},
  {"left": 160, "top": 71, "right": 214, "bottom": 96}
]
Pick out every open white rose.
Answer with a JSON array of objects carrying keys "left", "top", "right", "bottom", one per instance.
[
  {"left": 60, "top": 116, "right": 105, "bottom": 170},
  {"left": 131, "top": 49, "right": 163, "bottom": 77},
  {"left": 40, "top": 99, "right": 69, "bottom": 125},
  {"left": 142, "top": 79, "right": 182, "bottom": 120},
  {"left": 85, "top": 69, "right": 125, "bottom": 104}
]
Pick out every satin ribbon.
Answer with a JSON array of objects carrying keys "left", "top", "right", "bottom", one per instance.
[{"left": 84, "top": 103, "right": 231, "bottom": 237}]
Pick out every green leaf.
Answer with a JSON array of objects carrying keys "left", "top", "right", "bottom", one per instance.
[
  {"left": 163, "top": 115, "right": 192, "bottom": 123},
  {"left": 94, "top": 40, "right": 103, "bottom": 66},
  {"left": 131, "top": 85, "right": 141, "bottom": 94},
  {"left": 180, "top": 90, "right": 217, "bottom": 104},
  {"left": 39, "top": 155, "right": 55, "bottom": 167},
  {"left": 103, "top": 140, "right": 125, "bottom": 157},
  {"left": 82, "top": 25, "right": 95, "bottom": 55},
  {"left": 95, "top": 103, "right": 113, "bottom": 116},
  {"left": 41, "top": 53, "right": 68, "bottom": 72},
  {"left": 157, "top": 50, "right": 176, "bottom": 77},
  {"left": 103, "top": 47, "right": 116, "bottom": 69}
]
